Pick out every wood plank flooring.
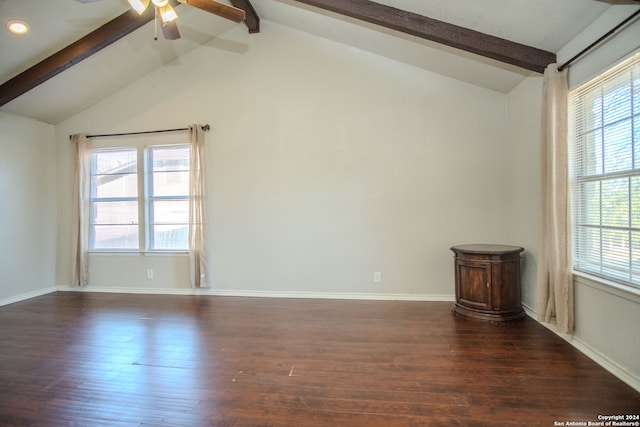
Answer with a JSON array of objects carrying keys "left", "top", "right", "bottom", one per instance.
[{"left": 0, "top": 292, "right": 638, "bottom": 426}]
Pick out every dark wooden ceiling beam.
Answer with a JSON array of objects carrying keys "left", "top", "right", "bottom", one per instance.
[
  {"left": 292, "top": 0, "right": 556, "bottom": 73},
  {"left": 0, "top": 7, "right": 156, "bottom": 108},
  {"left": 230, "top": 0, "right": 260, "bottom": 33}
]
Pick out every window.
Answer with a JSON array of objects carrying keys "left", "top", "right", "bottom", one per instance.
[
  {"left": 570, "top": 52, "right": 640, "bottom": 289},
  {"left": 90, "top": 148, "right": 139, "bottom": 250},
  {"left": 89, "top": 144, "right": 190, "bottom": 252},
  {"left": 146, "top": 146, "right": 190, "bottom": 250}
]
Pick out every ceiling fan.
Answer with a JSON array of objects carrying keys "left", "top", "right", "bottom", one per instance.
[{"left": 77, "top": 0, "right": 246, "bottom": 40}]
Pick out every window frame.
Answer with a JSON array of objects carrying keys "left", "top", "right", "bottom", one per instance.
[
  {"left": 89, "top": 147, "right": 140, "bottom": 252},
  {"left": 88, "top": 137, "right": 190, "bottom": 254},
  {"left": 144, "top": 144, "right": 190, "bottom": 252}
]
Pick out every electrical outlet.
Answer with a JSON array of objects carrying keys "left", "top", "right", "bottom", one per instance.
[
  {"left": 147, "top": 269, "right": 154, "bottom": 279},
  {"left": 374, "top": 272, "right": 381, "bottom": 283}
]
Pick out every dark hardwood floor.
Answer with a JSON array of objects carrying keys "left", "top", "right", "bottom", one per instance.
[{"left": 0, "top": 292, "right": 638, "bottom": 426}]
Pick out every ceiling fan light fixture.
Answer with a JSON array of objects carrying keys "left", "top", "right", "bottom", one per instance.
[
  {"left": 151, "top": 0, "right": 169, "bottom": 7},
  {"left": 128, "top": 0, "right": 150, "bottom": 14},
  {"left": 159, "top": 4, "right": 178, "bottom": 23}
]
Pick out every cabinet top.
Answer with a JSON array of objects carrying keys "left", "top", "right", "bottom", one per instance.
[{"left": 450, "top": 244, "right": 524, "bottom": 255}]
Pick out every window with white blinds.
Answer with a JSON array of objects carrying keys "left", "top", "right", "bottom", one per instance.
[{"left": 570, "top": 52, "right": 640, "bottom": 289}]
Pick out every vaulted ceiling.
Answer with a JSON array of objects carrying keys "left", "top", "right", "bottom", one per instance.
[{"left": 0, "top": 0, "right": 628, "bottom": 124}]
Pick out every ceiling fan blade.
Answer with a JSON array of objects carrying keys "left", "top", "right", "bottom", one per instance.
[
  {"left": 181, "top": 0, "right": 246, "bottom": 23},
  {"left": 161, "top": 19, "right": 181, "bottom": 40}
]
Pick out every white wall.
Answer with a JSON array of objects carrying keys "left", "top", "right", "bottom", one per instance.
[
  {"left": 56, "top": 21, "right": 509, "bottom": 298},
  {"left": 506, "top": 75, "right": 543, "bottom": 310},
  {"left": 506, "top": 6, "right": 640, "bottom": 390},
  {"left": 0, "top": 112, "right": 57, "bottom": 303}
]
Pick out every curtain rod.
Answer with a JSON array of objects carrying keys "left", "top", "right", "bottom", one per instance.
[
  {"left": 557, "top": 8, "right": 640, "bottom": 72},
  {"left": 69, "top": 124, "right": 210, "bottom": 140}
]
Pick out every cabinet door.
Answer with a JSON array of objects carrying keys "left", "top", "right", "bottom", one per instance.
[
  {"left": 491, "top": 259, "right": 521, "bottom": 311},
  {"left": 456, "top": 260, "right": 491, "bottom": 310}
]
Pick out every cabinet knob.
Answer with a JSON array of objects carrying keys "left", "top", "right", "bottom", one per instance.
[{"left": 487, "top": 282, "right": 490, "bottom": 288}]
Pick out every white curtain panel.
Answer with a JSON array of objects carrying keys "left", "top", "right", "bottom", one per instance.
[
  {"left": 188, "top": 125, "right": 209, "bottom": 288},
  {"left": 71, "top": 134, "right": 91, "bottom": 286},
  {"left": 536, "top": 64, "right": 573, "bottom": 334}
]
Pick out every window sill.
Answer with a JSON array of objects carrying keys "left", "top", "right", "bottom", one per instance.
[
  {"left": 88, "top": 251, "right": 188, "bottom": 256},
  {"left": 573, "top": 271, "right": 640, "bottom": 304}
]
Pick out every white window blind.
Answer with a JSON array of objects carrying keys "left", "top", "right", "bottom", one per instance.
[{"left": 570, "top": 52, "right": 640, "bottom": 289}]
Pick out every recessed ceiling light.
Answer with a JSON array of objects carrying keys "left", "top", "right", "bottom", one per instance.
[{"left": 7, "top": 20, "right": 29, "bottom": 35}]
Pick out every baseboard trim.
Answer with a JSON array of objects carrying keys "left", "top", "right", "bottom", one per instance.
[
  {"left": 208, "top": 289, "right": 456, "bottom": 301},
  {"left": 56, "top": 285, "right": 455, "bottom": 302},
  {"left": 57, "top": 285, "right": 204, "bottom": 296},
  {"left": 522, "top": 303, "right": 640, "bottom": 393},
  {"left": 0, "top": 287, "right": 57, "bottom": 307}
]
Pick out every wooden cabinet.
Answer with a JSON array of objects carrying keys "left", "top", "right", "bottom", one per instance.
[{"left": 451, "top": 244, "right": 525, "bottom": 322}]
